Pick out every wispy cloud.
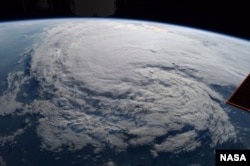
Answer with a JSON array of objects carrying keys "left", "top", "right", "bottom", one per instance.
[
  {"left": 0, "top": 156, "right": 6, "bottom": 166},
  {"left": 0, "top": 128, "right": 26, "bottom": 146},
  {"left": 153, "top": 130, "right": 201, "bottom": 154}
]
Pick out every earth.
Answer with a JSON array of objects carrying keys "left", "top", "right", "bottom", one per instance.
[{"left": 0, "top": 18, "right": 249, "bottom": 166}]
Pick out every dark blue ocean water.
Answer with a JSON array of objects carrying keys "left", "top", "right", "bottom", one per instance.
[{"left": 0, "top": 22, "right": 46, "bottom": 95}]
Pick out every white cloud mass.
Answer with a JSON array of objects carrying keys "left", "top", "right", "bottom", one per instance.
[{"left": 1, "top": 19, "right": 249, "bottom": 158}]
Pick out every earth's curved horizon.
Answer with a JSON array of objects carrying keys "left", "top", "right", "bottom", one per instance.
[{"left": 0, "top": 18, "right": 249, "bottom": 166}]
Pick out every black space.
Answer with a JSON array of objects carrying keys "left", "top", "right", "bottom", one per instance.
[{"left": 0, "top": 0, "right": 249, "bottom": 40}]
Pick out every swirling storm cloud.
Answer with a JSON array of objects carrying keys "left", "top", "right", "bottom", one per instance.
[{"left": 0, "top": 19, "right": 249, "bottom": 165}]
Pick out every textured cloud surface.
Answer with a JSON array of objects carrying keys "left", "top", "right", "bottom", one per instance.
[{"left": 0, "top": 19, "right": 249, "bottom": 160}]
